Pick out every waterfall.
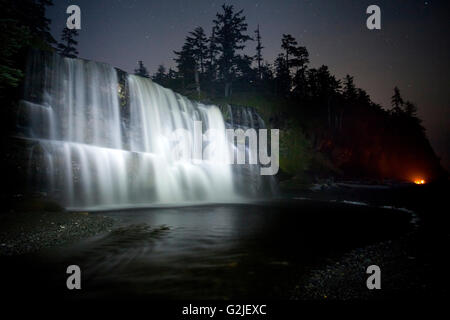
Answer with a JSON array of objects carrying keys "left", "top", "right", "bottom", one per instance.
[
  {"left": 18, "top": 51, "right": 274, "bottom": 209},
  {"left": 127, "top": 75, "right": 236, "bottom": 203}
]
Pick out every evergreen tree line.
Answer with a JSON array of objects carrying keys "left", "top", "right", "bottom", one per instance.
[
  {"left": 136, "top": 4, "right": 420, "bottom": 123},
  {"left": 135, "top": 4, "right": 442, "bottom": 180}
]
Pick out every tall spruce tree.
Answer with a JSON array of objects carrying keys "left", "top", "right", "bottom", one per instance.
[
  {"left": 278, "top": 34, "right": 309, "bottom": 94},
  {"left": 213, "top": 4, "right": 252, "bottom": 97},
  {"left": 134, "top": 60, "right": 150, "bottom": 78},
  {"left": 174, "top": 37, "right": 197, "bottom": 91},
  {"left": 391, "top": 86, "right": 404, "bottom": 113},
  {"left": 343, "top": 75, "right": 357, "bottom": 102},
  {"left": 57, "top": 27, "right": 78, "bottom": 58},
  {"left": 281, "top": 34, "right": 297, "bottom": 69},
  {"left": 275, "top": 53, "right": 290, "bottom": 96},
  {"left": 188, "top": 27, "right": 208, "bottom": 74},
  {"left": 153, "top": 64, "right": 167, "bottom": 85},
  {"left": 404, "top": 101, "right": 418, "bottom": 117},
  {"left": 254, "top": 24, "right": 264, "bottom": 80}
]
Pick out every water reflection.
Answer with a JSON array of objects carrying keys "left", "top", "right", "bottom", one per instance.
[{"left": 41, "top": 200, "right": 411, "bottom": 299}]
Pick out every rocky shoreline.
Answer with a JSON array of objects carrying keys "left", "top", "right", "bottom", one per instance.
[
  {"left": 291, "top": 236, "right": 424, "bottom": 300},
  {"left": 0, "top": 210, "right": 115, "bottom": 256}
]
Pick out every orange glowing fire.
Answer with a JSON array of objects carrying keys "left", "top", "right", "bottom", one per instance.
[{"left": 414, "top": 179, "right": 426, "bottom": 185}]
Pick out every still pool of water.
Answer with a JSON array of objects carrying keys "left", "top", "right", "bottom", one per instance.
[{"left": 2, "top": 199, "right": 412, "bottom": 300}]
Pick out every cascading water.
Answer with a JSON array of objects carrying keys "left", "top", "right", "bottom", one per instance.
[{"left": 18, "top": 51, "right": 274, "bottom": 209}]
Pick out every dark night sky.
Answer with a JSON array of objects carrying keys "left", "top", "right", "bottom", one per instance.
[{"left": 47, "top": 0, "right": 450, "bottom": 170}]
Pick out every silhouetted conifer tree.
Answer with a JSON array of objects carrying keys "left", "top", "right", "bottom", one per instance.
[
  {"left": 254, "top": 25, "right": 264, "bottom": 80},
  {"left": 153, "top": 64, "right": 167, "bottom": 85},
  {"left": 343, "top": 75, "right": 357, "bottom": 102},
  {"left": 57, "top": 27, "right": 78, "bottom": 58},
  {"left": 404, "top": 101, "right": 418, "bottom": 117},
  {"left": 134, "top": 60, "right": 150, "bottom": 78},
  {"left": 391, "top": 86, "right": 404, "bottom": 113},
  {"left": 213, "top": 4, "right": 252, "bottom": 97},
  {"left": 189, "top": 27, "right": 208, "bottom": 74}
]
